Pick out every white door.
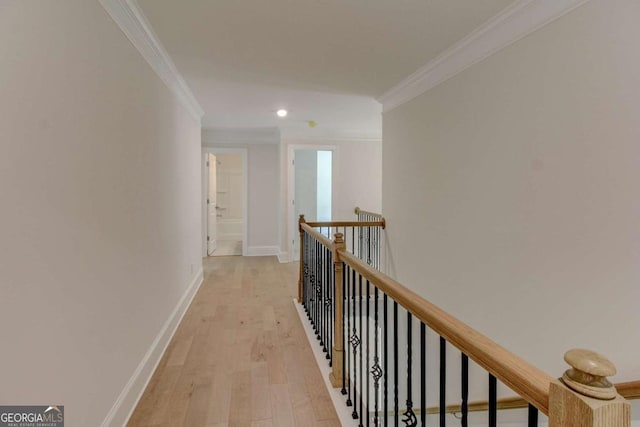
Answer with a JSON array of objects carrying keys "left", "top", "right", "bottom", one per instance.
[{"left": 207, "top": 153, "right": 217, "bottom": 255}]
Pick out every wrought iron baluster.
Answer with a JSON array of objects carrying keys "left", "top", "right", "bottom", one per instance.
[
  {"left": 351, "top": 268, "right": 359, "bottom": 420},
  {"left": 302, "top": 232, "right": 307, "bottom": 312},
  {"left": 359, "top": 274, "right": 364, "bottom": 427},
  {"left": 352, "top": 226, "right": 355, "bottom": 255},
  {"left": 341, "top": 263, "right": 347, "bottom": 395},
  {"left": 439, "top": 337, "right": 446, "bottom": 427},
  {"left": 402, "top": 313, "right": 417, "bottom": 427},
  {"left": 366, "top": 279, "right": 371, "bottom": 427},
  {"left": 461, "top": 354, "right": 469, "bottom": 427},
  {"left": 393, "top": 301, "right": 399, "bottom": 427},
  {"left": 320, "top": 244, "right": 325, "bottom": 348},
  {"left": 372, "top": 286, "right": 381, "bottom": 426},
  {"left": 528, "top": 404, "right": 539, "bottom": 427},
  {"left": 330, "top": 249, "right": 334, "bottom": 365},
  {"left": 383, "top": 293, "right": 388, "bottom": 427},
  {"left": 347, "top": 265, "right": 353, "bottom": 407},
  {"left": 420, "top": 322, "right": 426, "bottom": 427},
  {"left": 322, "top": 248, "right": 333, "bottom": 366},
  {"left": 316, "top": 240, "right": 322, "bottom": 342},
  {"left": 489, "top": 374, "right": 497, "bottom": 427}
]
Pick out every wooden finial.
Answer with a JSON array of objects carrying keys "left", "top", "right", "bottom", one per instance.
[
  {"left": 354, "top": 207, "right": 360, "bottom": 214},
  {"left": 334, "top": 232, "right": 344, "bottom": 244},
  {"left": 562, "top": 349, "right": 617, "bottom": 400}
]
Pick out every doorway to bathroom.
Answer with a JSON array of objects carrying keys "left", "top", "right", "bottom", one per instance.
[{"left": 205, "top": 148, "right": 247, "bottom": 256}]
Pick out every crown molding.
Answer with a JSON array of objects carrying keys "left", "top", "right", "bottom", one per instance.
[
  {"left": 378, "top": 0, "right": 593, "bottom": 113},
  {"left": 202, "top": 127, "right": 281, "bottom": 145},
  {"left": 99, "top": 0, "right": 204, "bottom": 122}
]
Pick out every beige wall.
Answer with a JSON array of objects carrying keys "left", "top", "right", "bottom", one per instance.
[
  {"left": 0, "top": 2, "right": 202, "bottom": 425},
  {"left": 383, "top": 0, "right": 640, "bottom": 381}
]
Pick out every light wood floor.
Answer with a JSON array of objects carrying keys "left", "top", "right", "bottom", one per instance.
[{"left": 127, "top": 256, "right": 340, "bottom": 427}]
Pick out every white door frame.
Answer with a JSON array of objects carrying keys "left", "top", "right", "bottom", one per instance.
[
  {"left": 202, "top": 147, "right": 248, "bottom": 257},
  {"left": 287, "top": 144, "right": 338, "bottom": 262}
]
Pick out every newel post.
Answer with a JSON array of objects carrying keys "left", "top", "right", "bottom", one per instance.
[
  {"left": 549, "top": 349, "right": 630, "bottom": 427},
  {"left": 329, "top": 232, "right": 346, "bottom": 388},
  {"left": 298, "top": 215, "right": 305, "bottom": 302}
]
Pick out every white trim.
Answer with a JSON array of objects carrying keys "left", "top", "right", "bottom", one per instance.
[
  {"left": 246, "top": 246, "right": 281, "bottom": 256},
  {"left": 202, "top": 127, "right": 281, "bottom": 145},
  {"left": 378, "top": 0, "right": 593, "bottom": 112},
  {"left": 99, "top": 0, "right": 204, "bottom": 122},
  {"left": 277, "top": 252, "right": 290, "bottom": 263},
  {"left": 101, "top": 267, "right": 204, "bottom": 427},
  {"left": 292, "top": 299, "right": 357, "bottom": 427},
  {"left": 202, "top": 147, "right": 249, "bottom": 257}
]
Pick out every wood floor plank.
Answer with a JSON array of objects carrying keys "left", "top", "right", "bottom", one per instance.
[{"left": 127, "top": 256, "right": 339, "bottom": 427}]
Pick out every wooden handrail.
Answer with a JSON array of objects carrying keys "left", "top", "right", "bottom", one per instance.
[
  {"left": 355, "top": 206, "right": 383, "bottom": 218},
  {"left": 354, "top": 207, "right": 386, "bottom": 228},
  {"left": 300, "top": 223, "right": 333, "bottom": 248},
  {"left": 426, "top": 380, "right": 640, "bottom": 415},
  {"left": 306, "top": 220, "right": 384, "bottom": 228},
  {"left": 338, "top": 248, "right": 554, "bottom": 414},
  {"left": 616, "top": 381, "right": 640, "bottom": 400}
]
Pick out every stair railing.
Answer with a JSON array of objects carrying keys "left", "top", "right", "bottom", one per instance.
[{"left": 298, "top": 211, "right": 631, "bottom": 426}]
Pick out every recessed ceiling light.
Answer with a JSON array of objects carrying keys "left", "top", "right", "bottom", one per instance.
[{"left": 276, "top": 109, "right": 288, "bottom": 118}]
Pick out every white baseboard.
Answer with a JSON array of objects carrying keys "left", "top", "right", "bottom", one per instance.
[
  {"left": 100, "top": 267, "right": 204, "bottom": 427},
  {"left": 246, "top": 246, "right": 280, "bottom": 257},
  {"left": 277, "top": 251, "right": 291, "bottom": 263}
]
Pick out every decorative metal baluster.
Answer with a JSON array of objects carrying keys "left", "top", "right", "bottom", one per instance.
[
  {"left": 366, "top": 279, "right": 371, "bottom": 427},
  {"left": 320, "top": 244, "right": 325, "bottom": 348},
  {"left": 383, "top": 293, "right": 388, "bottom": 427},
  {"left": 308, "top": 236, "right": 314, "bottom": 323},
  {"left": 371, "top": 286, "right": 382, "bottom": 426},
  {"left": 402, "top": 313, "right": 417, "bottom": 426},
  {"left": 528, "top": 404, "right": 538, "bottom": 427},
  {"left": 461, "top": 354, "right": 469, "bottom": 427},
  {"left": 351, "top": 268, "right": 359, "bottom": 420},
  {"left": 439, "top": 337, "right": 446, "bottom": 427},
  {"left": 304, "top": 232, "right": 313, "bottom": 317},
  {"left": 302, "top": 232, "right": 307, "bottom": 313},
  {"left": 341, "top": 263, "right": 347, "bottom": 395},
  {"left": 420, "top": 322, "right": 426, "bottom": 427},
  {"left": 367, "top": 226, "right": 372, "bottom": 265},
  {"left": 352, "top": 226, "right": 355, "bottom": 255},
  {"left": 489, "top": 374, "right": 497, "bottom": 427},
  {"left": 377, "top": 225, "right": 380, "bottom": 269},
  {"left": 394, "top": 301, "right": 399, "bottom": 427},
  {"left": 317, "top": 240, "right": 322, "bottom": 342},
  {"left": 359, "top": 224, "right": 363, "bottom": 262},
  {"left": 310, "top": 238, "right": 315, "bottom": 324},
  {"left": 325, "top": 245, "right": 329, "bottom": 356},
  {"left": 325, "top": 248, "right": 336, "bottom": 366},
  {"left": 320, "top": 245, "right": 331, "bottom": 359},
  {"left": 359, "top": 274, "right": 364, "bottom": 427},
  {"left": 346, "top": 265, "right": 353, "bottom": 406}
]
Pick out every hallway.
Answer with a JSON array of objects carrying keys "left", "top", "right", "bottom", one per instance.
[{"left": 127, "top": 256, "right": 340, "bottom": 426}]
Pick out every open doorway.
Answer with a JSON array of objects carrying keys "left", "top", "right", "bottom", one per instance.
[
  {"left": 204, "top": 148, "right": 247, "bottom": 257},
  {"left": 290, "top": 147, "right": 334, "bottom": 260}
]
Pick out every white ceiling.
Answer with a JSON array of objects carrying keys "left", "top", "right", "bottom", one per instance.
[{"left": 137, "top": 0, "right": 514, "bottom": 139}]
